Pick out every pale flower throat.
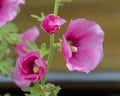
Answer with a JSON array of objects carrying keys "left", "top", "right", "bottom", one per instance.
[
  {"left": 33, "top": 64, "right": 41, "bottom": 74},
  {"left": 67, "top": 41, "right": 78, "bottom": 52}
]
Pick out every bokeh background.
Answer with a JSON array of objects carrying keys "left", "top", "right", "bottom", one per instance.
[{"left": 13, "top": 0, "right": 120, "bottom": 72}]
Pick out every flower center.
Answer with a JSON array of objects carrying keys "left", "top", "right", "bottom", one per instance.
[
  {"left": 67, "top": 41, "right": 78, "bottom": 52},
  {"left": 33, "top": 65, "right": 41, "bottom": 74},
  {"left": 70, "top": 45, "right": 78, "bottom": 52}
]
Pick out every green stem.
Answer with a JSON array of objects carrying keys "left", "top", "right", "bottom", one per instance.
[
  {"left": 47, "top": 35, "right": 55, "bottom": 68},
  {"left": 47, "top": 0, "right": 59, "bottom": 68},
  {"left": 41, "top": 0, "right": 60, "bottom": 86},
  {"left": 54, "top": 0, "right": 59, "bottom": 15}
]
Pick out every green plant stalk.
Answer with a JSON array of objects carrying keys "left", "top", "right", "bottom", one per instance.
[
  {"left": 41, "top": 0, "right": 59, "bottom": 86},
  {"left": 47, "top": 0, "right": 59, "bottom": 67}
]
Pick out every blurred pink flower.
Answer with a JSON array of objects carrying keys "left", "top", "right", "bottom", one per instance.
[
  {"left": 0, "top": 0, "right": 24, "bottom": 27},
  {"left": 14, "top": 26, "right": 39, "bottom": 56},
  {"left": 41, "top": 14, "right": 66, "bottom": 34},
  {"left": 62, "top": 18, "right": 104, "bottom": 73},
  {"left": 13, "top": 51, "right": 47, "bottom": 88}
]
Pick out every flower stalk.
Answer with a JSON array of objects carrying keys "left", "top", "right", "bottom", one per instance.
[{"left": 41, "top": 0, "right": 60, "bottom": 86}]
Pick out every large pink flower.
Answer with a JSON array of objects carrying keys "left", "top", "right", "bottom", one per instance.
[
  {"left": 41, "top": 14, "right": 66, "bottom": 34},
  {"left": 12, "top": 51, "right": 47, "bottom": 88},
  {"left": 14, "top": 26, "right": 39, "bottom": 56},
  {"left": 0, "top": 0, "right": 23, "bottom": 27},
  {"left": 62, "top": 18, "right": 104, "bottom": 73}
]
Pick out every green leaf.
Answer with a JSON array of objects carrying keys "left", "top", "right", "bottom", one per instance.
[
  {"left": 0, "top": 22, "right": 21, "bottom": 44},
  {"left": 0, "top": 22, "right": 18, "bottom": 33},
  {"left": 23, "top": 47, "right": 32, "bottom": 52},
  {"left": 54, "top": 38, "right": 62, "bottom": 52},
  {"left": 0, "top": 58, "right": 14, "bottom": 76},
  {"left": 27, "top": 40, "right": 39, "bottom": 51},
  {"left": 39, "top": 43, "right": 49, "bottom": 58},
  {"left": 0, "top": 41, "right": 7, "bottom": 61},
  {"left": 22, "top": 83, "right": 43, "bottom": 96},
  {"left": 22, "top": 83, "right": 61, "bottom": 96},
  {"left": 3, "top": 33, "right": 21, "bottom": 44}
]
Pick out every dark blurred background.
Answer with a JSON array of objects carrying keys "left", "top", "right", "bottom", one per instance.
[{"left": 1, "top": 0, "right": 120, "bottom": 96}]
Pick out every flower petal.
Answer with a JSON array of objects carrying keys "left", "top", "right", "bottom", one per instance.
[
  {"left": 22, "top": 26, "right": 40, "bottom": 41},
  {"left": 62, "top": 36, "right": 72, "bottom": 60},
  {"left": 41, "top": 14, "right": 66, "bottom": 34},
  {"left": 62, "top": 18, "right": 104, "bottom": 73},
  {"left": 14, "top": 26, "right": 40, "bottom": 56},
  {"left": 13, "top": 51, "right": 47, "bottom": 87},
  {"left": 12, "top": 70, "right": 31, "bottom": 88}
]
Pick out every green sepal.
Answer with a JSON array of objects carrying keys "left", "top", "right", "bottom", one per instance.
[
  {"left": 54, "top": 38, "right": 62, "bottom": 51},
  {"left": 31, "top": 12, "right": 45, "bottom": 22}
]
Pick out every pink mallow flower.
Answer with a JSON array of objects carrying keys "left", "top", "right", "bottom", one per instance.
[
  {"left": 41, "top": 14, "right": 66, "bottom": 34},
  {"left": 0, "top": 0, "right": 24, "bottom": 27},
  {"left": 62, "top": 18, "right": 104, "bottom": 73},
  {"left": 12, "top": 51, "right": 47, "bottom": 88},
  {"left": 14, "top": 26, "right": 39, "bottom": 56}
]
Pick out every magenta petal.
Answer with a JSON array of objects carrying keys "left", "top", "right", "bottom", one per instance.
[
  {"left": 0, "top": 0, "right": 18, "bottom": 20},
  {"left": 62, "top": 36, "right": 72, "bottom": 60},
  {"left": 0, "top": 18, "right": 7, "bottom": 27},
  {"left": 0, "top": 0, "right": 24, "bottom": 27},
  {"left": 64, "top": 18, "right": 97, "bottom": 41},
  {"left": 67, "top": 48, "right": 101, "bottom": 73},
  {"left": 22, "top": 26, "right": 40, "bottom": 41},
  {"left": 13, "top": 51, "right": 47, "bottom": 87},
  {"left": 41, "top": 14, "right": 66, "bottom": 34},
  {"left": 12, "top": 71, "right": 31, "bottom": 88}
]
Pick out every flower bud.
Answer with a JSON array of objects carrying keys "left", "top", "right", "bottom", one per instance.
[{"left": 41, "top": 14, "right": 66, "bottom": 34}]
